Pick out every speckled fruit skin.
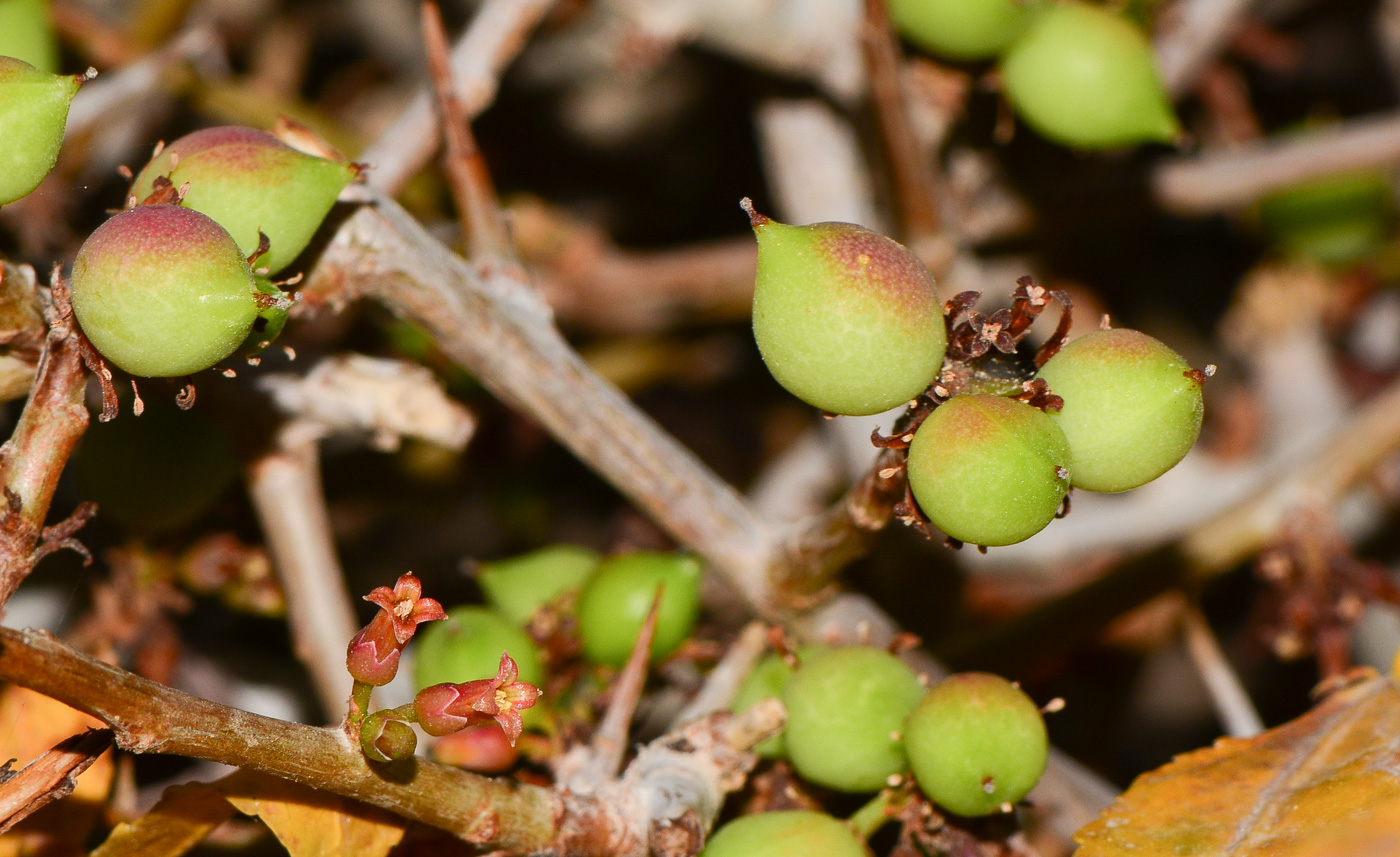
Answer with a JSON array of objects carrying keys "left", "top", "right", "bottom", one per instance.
[
  {"left": 1034, "top": 328, "right": 1203, "bottom": 493},
  {"left": 71, "top": 205, "right": 258, "bottom": 377},
  {"left": 700, "top": 811, "right": 870, "bottom": 857},
  {"left": 0, "top": 0, "right": 59, "bottom": 72},
  {"left": 730, "top": 647, "right": 823, "bottom": 759},
  {"left": 751, "top": 216, "right": 946, "bottom": 416},
  {"left": 890, "top": 0, "right": 1036, "bottom": 61},
  {"left": 783, "top": 646, "right": 924, "bottom": 792},
  {"left": 1000, "top": 3, "right": 1178, "bottom": 150},
  {"left": 905, "top": 673, "right": 1048, "bottom": 817},
  {"left": 478, "top": 545, "right": 600, "bottom": 626},
  {"left": 132, "top": 126, "right": 356, "bottom": 274},
  {"left": 575, "top": 552, "right": 702, "bottom": 667},
  {"left": 0, "top": 57, "right": 78, "bottom": 206},
  {"left": 414, "top": 606, "right": 544, "bottom": 689},
  {"left": 906, "top": 395, "right": 1070, "bottom": 547}
]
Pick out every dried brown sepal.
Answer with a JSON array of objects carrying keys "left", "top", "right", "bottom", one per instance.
[
  {"left": 176, "top": 382, "right": 196, "bottom": 410},
  {"left": 31, "top": 501, "right": 97, "bottom": 567},
  {"left": 1031, "top": 287, "right": 1075, "bottom": 368},
  {"left": 1010, "top": 378, "right": 1064, "bottom": 413},
  {"left": 137, "top": 175, "right": 185, "bottom": 207},
  {"left": 247, "top": 230, "right": 272, "bottom": 269}
]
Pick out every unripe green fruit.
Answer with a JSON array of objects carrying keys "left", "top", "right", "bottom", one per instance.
[
  {"left": 478, "top": 545, "right": 600, "bottom": 626},
  {"left": 575, "top": 552, "right": 701, "bottom": 667},
  {"left": 906, "top": 394, "right": 1070, "bottom": 546},
  {"left": 1256, "top": 170, "right": 1394, "bottom": 265},
  {"left": 890, "top": 0, "right": 1037, "bottom": 61},
  {"left": 1034, "top": 328, "right": 1203, "bottom": 493},
  {"left": 71, "top": 205, "right": 259, "bottom": 377},
  {"left": 700, "top": 811, "right": 870, "bottom": 857},
  {"left": 414, "top": 605, "right": 545, "bottom": 691},
  {"left": 750, "top": 211, "right": 946, "bottom": 416},
  {"left": 0, "top": 0, "right": 59, "bottom": 72},
  {"left": 0, "top": 56, "right": 79, "bottom": 206},
  {"left": 783, "top": 646, "right": 924, "bottom": 792},
  {"left": 730, "top": 647, "right": 823, "bottom": 759},
  {"left": 905, "top": 673, "right": 1047, "bottom": 817},
  {"left": 1000, "top": 3, "right": 1178, "bottom": 150},
  {"left": 131, "top": 126, "right": 357, "bottom": 274}
]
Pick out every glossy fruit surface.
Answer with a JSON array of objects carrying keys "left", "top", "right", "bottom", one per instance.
[
  {"left": 783, "top": 646, "right": 924, "bottom": 792},
  {"left": 0, "top": 57, "right": 79, "bottom": 205},
  {"left": 750, "top": 212, "right": 946, "bottom": 416},
  {"left": 905, "top": 672, "right": 1047, "bottom": 816},
  {"left": 0, "top": 0, "right": 58, "bottom": 72},
  {"left": 131, "top": 126, "right": 357, "bottom": 274},
  {"left": 71, "top": 205, "right": 258, "bottom": 377},
  {"left": 414, "top": 605, "right": 545, "bottom": 691},
  {"left": 1034, "top": 328, "right": 1202, "bottom": 492},
  {"left": 575, "top": 552, "right": 701, "bottom": 667},
  {"left": 890, "top": 0, "right": 1035, "bottom": 61},
  {"left": 1256, "top": 170, "right": 1394, "bottom": 265},
  {"left": 478, "top": 544, "right": 601, "bottom": 625},
  {"left": 1000, "top": 3, "right": 1178, "bottom": 149},
  {"left": 906, "top": 394, "right": 1070, "bottom": 546},
  {"left": 730, "top": 647, "right": 823, "bottom": 759},
  {"left": 700, "top": 811, "right": 869, "bottom": 857}
]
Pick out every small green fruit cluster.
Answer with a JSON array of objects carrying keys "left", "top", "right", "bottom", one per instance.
[
  {"left": 700, "top": 811, "right": 869, "bottom": 857},
  {"left": 748, "top": 206, "right": 947, "bottom": 417},
  {"left": 905, "top": 673, "right": 1048, "bottom": 816},
  {"left": 575, "top": 551, "right": 702, "bottom": 667},
  {"left": 1000, "top": 2, "right": 1178, "bottom": 150},
  {"left": 477, "top": 544, "right": 600, "bottom": 626},
  {"left": 0, "top": 56, "right": 82, "bottom": 206}
]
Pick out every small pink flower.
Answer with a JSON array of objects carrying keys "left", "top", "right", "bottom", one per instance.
[
  {"left": 364, "top": 572, "right": 447, "bottom": 645},
  {"left": 413, "top": 653, "right": 541, "bottom": 745},
  {"left": 347, "top": 572, "right": 446, "bottom": 686}
]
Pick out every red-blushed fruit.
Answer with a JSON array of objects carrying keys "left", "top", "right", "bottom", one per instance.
[
  {"left": 131, "top": 126, "right": 357, "bottom": 274},
  {"left": 431, "top": 722, "right": 520, "bottom": 773},
  {"left": 70, "top": 204, "right": 259, "bottom": 377},
  {"left": 905, "top": 394, "right": 1071, "bottom": 546},
  {"left": 0, "top": 56, "right": 80, "bottom": 206},
  {"left": 782, "top": 646, "right": 924, "bottom": 792},
  {"left": 749, "top": 206, "right": 946, "bottom": 416},
  {"left": 904, "top": 672, "right": 1048, "bottom": 817},
  {"left": 700, "top": 811, "right": 870, "bottom": 857},
  {"left": 1034, "top": 328, "right": 1203, "bottom": 493}
]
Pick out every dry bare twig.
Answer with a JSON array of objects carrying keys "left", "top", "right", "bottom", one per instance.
[{"left": 0, "top": 728, "right": 113, "bottom": 834}]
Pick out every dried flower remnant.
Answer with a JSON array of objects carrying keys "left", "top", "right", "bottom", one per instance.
[{"left": 413, "top": 652, "right": 542, "bottom": 745}]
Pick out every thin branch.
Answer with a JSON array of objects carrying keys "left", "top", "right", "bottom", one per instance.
[
  {"left": 0, "top": 626, "right": 779, "bottom": 855},
  {"left": 302, "top": 190, "right": 777, "bottom": 614},
  {"left": 0, "top": 272, "right": 92, "bottom": 609},
  {"left": 247, "top": 430, "right": 360, "bottom": 720},
  {"left": 1153, "top": 0, "right": 1258, "bottom": 98},
  {"left": 0, "top": 728, "right": 113, "bottom": 834},
  {"left": 1180, "top": 604, "right": 1263, "bottom": 738},
  {"left": 1153, "top": 111, "right": 1400, "bottom": 213},
  {"left": 362, "top": 0, "right": 558, "bottom": 196},
  {"left": 421, "top": 0, "right": 514, "bottom": 260}
]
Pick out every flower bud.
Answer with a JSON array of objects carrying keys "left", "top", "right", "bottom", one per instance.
[{"left": 360, "top": 711, "right": 418, "bottom": 763}]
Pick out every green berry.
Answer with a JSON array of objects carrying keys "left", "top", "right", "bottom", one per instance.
[
  {"left": 749, "top": 207, "right": 947, "bottom": 416},
  {"left": 904, "top": 673, "right": 1047, "bottom": 817},
  {"left": 71, "top": 205, "right": 259, "bottom": 377},
  {"left": 0, "top": 0, "right": 59, "bottom": 72},
  {"left": 700, "top": 811, "right": 869, "bottom": 857},
  {"left": 890, "top": 0, "right": 1038, "bottom": 61},
  {"left": 477, "top": 545, "right": 600, "bottom": 626},
  {"left": 1000, "top": 3, "right": 1178, "bottom": 150},
  {"left": 575, "top": 552, "right": 702, "bottom": 667},
  {"left": 1256, "top": 170, "right": 1394, "bottom": 265},
  {"left": 414, "top": 605, "right": 545, "bottom": 691},
  {"left": 905, "top": 394, "right": 1071, "bottom": 547},
  {"left": 783, "top": 646, "right": 924, "bottom": 792},
  {"left": 0, "top": 56, "right": 79, "bottom": 206},
  {"left": 1034, "top": 328, "right": 1203, "bottom": 493},
  {"left": 131, "top": 126, "right": 357, "bottom": 274},
  {"left": 730, "top": 647, "right": 823, "bottom": 759}
]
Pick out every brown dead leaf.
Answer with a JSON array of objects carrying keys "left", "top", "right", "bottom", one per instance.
[
  {"left": 215, "top": 770, "right": 406, "bottom": 857},
  {"left": 90, "top": 782, "right": 236, "bottom": 857},
  {"left": 1076, "top": 670, "right": 1400, "bottom": 857}
]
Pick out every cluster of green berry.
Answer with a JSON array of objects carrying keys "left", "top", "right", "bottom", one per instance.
[
  {"left": 889, "top": 0, "right": 1178, "bottom": 150},
  {"left": 748, "top": 204, "right": 1207, "bottom": 547},
  {"left": 0, "top": 61, "right": 357, "bottom": 380}
]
